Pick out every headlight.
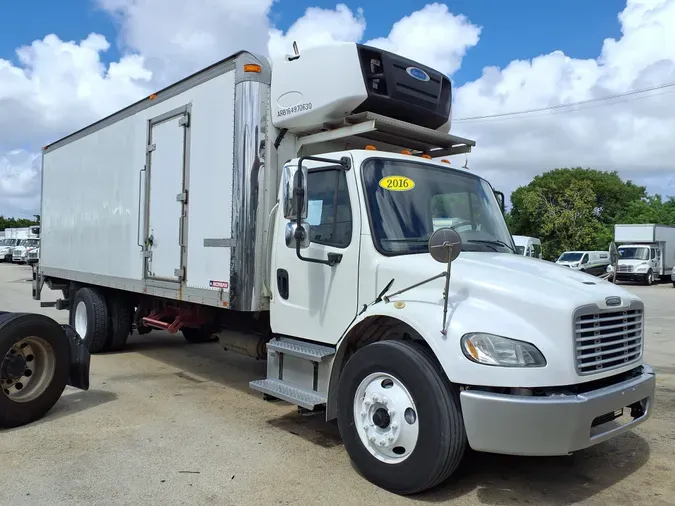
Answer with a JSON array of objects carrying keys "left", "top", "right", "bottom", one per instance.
[
  {"left": 461, "top": 333, "right": 547, "bottom": 367},
  {"left": 636, "top": 263, "right": 649, "bottom": 272},
  {"left": 606, "top": 265, "right": 613, "bottom": 272},
  {"left": 571, "top": 262, "right": 579, "bottom": 268}
]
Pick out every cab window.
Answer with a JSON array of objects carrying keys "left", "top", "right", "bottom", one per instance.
[{"left": 306, "top": 168, "right": 352, "bottom": 248}]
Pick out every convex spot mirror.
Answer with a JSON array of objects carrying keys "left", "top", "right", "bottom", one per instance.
[
  {"left": 609, "top": 242, "right": 619, "bottom": 267},
  {"left": 285, "top": 222, "right": 311, "bottom": 250},
  {"left": 428, "top": 228, "right": 462, "bottom": 264},
  {"left": 281, "top": 163, "right": 308, "bottom": 221}
]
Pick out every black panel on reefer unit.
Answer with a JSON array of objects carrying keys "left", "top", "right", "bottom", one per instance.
[{"left": 353, "top": 44, "right": 452, "bottom": 130}]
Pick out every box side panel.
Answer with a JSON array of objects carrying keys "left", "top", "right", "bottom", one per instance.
[
  {"left": 40, "top": 70, "right": 236, "bottom": 285},
  {"left": 614, "top": 224, "right": 655, "bottom": 243},
  {"left": 185, "top": 71, "right": 235, "bottom": 292},
  {"left": 41, "top": 118, "right": 143, "bottom": 279}
]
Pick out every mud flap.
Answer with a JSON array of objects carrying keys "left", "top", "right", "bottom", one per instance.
[{"left": 61, "top": 324, "right": 91, "bottom": 391}]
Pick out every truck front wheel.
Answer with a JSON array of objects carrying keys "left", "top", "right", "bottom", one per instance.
[
  {"left": 645, "top": 270, "right": 654, "bottom": 286},
  {"left": 70, "top": 287, "right": 109, "bottom": 354},
  {"left": 0, "top": 313, "right": 70, "bottom": 428},
  {"left": 336, "top": 340, "right": 467, "bottom": 495}
]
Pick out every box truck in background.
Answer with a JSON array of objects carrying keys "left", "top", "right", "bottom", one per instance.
[
  {"left": 512, "top": 235, "right": 542, "bottom": 259},
  {"left": 610, "top": 224, "right": 675, "bottom": 285},
  {"left": 31, "top": 43, "right": 654, "bottom": 494}
]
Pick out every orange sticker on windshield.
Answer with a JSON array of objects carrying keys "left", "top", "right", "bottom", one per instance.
[{"left": 379, "top": 176, "right": 415, "bottom": 191}]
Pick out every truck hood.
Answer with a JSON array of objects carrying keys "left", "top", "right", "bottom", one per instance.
[
  {"left": 617, "top": 259, "right": 649, "bottom": 266},
  {"left": 375, "top": 252, "right": 638, "bottom": 312}
]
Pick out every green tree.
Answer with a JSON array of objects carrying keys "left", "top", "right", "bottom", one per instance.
[{"left": 509, "top": 168, "right": 647, "bottom": 260}]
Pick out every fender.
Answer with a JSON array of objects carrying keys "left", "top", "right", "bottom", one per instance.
[{"left": 325, "top": 300, "right": 449, "bottom": 420}]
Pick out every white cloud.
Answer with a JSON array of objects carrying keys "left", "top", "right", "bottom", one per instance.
[
  {"left": 97, "top": 0, "right": 275, "bottom": 82},
  {"left": 2, "top": 0, "right": 675, "bottom": 218},
  {"left": 451, "top": 0, "right": 675, "bottom": 201},
  {"left": 268, "top": 4, "right": 366, "bottom": 61},
  {"left": 0, "top": 150, "right": 41, "bottom": 218},
  {"left": 365, "top": 3, "right": 481, "bottom": 76}
]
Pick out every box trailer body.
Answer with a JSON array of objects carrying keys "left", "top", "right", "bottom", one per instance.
[
  {"left": 33, "top": 43, "right": 655, "bottom": 495},
  {"left": 611, "top": 224, "right": 675, "bottom": 284}
]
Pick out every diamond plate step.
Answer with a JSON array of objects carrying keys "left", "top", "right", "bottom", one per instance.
[
  {"left": 266, "top": 338, "right": 335, "bottom": 362},
  {"left": 249, "top": 379, "right": 327, "bottom": 409}
]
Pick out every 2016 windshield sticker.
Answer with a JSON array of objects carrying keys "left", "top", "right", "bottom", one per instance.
[{"left": 379, "top": 176, "right": 415, "bottom": 191}]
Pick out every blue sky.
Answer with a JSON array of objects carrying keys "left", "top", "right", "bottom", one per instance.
[{"left": 1, "top": 0, "right": 626, "bottom": 85}]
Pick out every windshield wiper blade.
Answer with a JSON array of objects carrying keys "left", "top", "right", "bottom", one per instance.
[
  {"left": 467, "top": 239, "right": 515, "bottom": 253},
  {"left": 382, "top": 238, "right": 430, "bottom": 243}
]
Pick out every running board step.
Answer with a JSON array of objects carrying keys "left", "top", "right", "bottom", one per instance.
[
  {"left": 249, "top": 379, "right": 327, "bottom": 410},
  {"left": 266, "top": 338, "right": 335, "bottom": 362}
]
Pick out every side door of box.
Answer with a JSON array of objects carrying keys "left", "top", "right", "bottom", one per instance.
[{"left": 144, "top": 106, "right": 190, "bottom": 282}]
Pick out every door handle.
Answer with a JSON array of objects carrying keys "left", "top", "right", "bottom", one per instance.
[
  {"left": 179, "top": 215, "right": 185, "bottom": 246},
  {"left": 137, "top": 167, "right": 146, "bottom": 247}
]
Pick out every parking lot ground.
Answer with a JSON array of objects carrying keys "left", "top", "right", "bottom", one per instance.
[{"left": 1, "top": 262, "right": 674, "bottom": 505}]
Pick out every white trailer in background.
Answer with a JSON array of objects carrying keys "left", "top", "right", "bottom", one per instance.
[
  {"left": 610, "top": 224, "right": 675, "bottom": 285},
  {"left": 32, "top": 43, "right": 654, "bottom": 495}
]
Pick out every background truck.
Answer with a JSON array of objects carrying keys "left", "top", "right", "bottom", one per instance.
[
  {"left": 32, "top": 42, "right": 655, "bottom": 495},
  {"left": 512, "top": 235, "right": 542, "bottom": 259},
  {"left": 610, "top": 224, "right": 675, "bottom": 285}
]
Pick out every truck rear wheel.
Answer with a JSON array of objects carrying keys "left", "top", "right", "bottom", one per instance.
[
  {"left": 70, "top": 287, "right": 109, "bottom": 354},
  {"left": 106, "top": 295, "right": 133, "bottom": 352},
  {"left": 0, "top": 313, "right": 70, "bottom": 428},
  {"left": 336, "top": 340, "right": 467, "bottom": 495}
]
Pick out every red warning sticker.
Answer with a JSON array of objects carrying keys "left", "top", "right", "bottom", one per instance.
[{"left": 209, "top": 280, "right": 229, "bottom": 289}]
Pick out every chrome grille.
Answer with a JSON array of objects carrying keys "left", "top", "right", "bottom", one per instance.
[
  {"left": 617, "top": 264, "right": 633, "bottom": 273},
  {"left": 574, "top": 307, "right": 643, "bottom": 375}
]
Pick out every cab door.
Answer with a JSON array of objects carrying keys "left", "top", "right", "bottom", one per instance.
[{"left": 270, "top": 156, "right": 361, "bottom": 345}]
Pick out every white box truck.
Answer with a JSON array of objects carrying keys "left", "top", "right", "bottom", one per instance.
[
  {"left": 31, "top": 43, "right": 655, "bottom": 495},
  {"left": 610, "top": 224, "right": 675, "bottom": 285}
]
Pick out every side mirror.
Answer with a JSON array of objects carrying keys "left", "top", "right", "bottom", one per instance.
[
  {"left": 281, "top": 163, "right": 308, "bottom": 221},
  {"left": 285, "top": 222, "right": 311, "bottom": 250},
  {"left": 494, "top": 190, "right": 505, "bottom": 214}
]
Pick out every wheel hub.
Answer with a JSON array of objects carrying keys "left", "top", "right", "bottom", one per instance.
[
  {"left": 1, "top": 336, "right": 56, "bottom": 403},
  {"left": 372, "top": 407, "right": 391, "bottom": 429},
  {"left": 354, "top": 373, "right": 419, "bottom": 464},
  {"left": 1, "top": 353, "right": 26, "bottom": 380}
]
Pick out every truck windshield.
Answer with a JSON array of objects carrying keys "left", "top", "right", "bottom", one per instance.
[
  {"left": 618, "top": 247, "right": 649, "bottom": 260},
  {"left": 23, "top": 239, "right": 39, "bottom": 247},
  {"left": 361, "top": 158, "right": 515, "bottom": 255}
]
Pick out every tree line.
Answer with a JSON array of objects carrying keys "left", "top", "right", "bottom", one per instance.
[
  {"left": 0, "top": 215, "right": 40, "bottom": 231},
  {"left": 506, "top": 168, "right": 675, "bottom": 261}
]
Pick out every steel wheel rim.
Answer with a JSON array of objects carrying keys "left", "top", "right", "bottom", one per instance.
[
  {"left": 353, "top": 372, "right": 419, "bottom": 464},
  {"left": 1, "top": 336, "right": 56, "bottom": 403},
  {"left": 74, "top": 301, "right": 87, "bottom": 340}
]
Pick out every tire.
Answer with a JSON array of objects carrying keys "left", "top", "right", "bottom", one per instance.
[
  {"left": 336, "top": 340, "right": 467, "bottom": 495},
  {"left": 69, "top": 287, "right": 109, "bottom": 354},
  {"left": 181, "top": 327, "right": 216, "bottom": 343},
  {"left": 0, "top": 313, "right": 70, "bottom": 428},
  {"left": 645, "top": 270, "right": 653, "bottom": 286},
  {"left": 106, "top": 294, "right": 133, "bottom": 352}
]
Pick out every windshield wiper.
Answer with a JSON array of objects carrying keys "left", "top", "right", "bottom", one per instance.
[
  {"left": 382, "top": 238, "right": 430, "bottom": 243},
  {"left": 467, "top": 239, "right": 516, "bottom": 253}
]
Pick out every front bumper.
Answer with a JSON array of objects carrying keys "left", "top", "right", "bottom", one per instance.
[{"left": 459, "top": 364, "right": 655, "bottom": 456}]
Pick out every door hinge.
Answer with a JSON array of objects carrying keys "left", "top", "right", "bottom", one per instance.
[
  {"left": 179, "top": 115, "right": 190, "bottom": 128},
  {"left": 143, "top": 251, "right": 152, "bottom": 259},
  {"left": 147, "top": 143, "right": 156, "bottom": 153},
  {"left": 174, "top": 268, "right": 185, "bottom": 278},
  {"left": 176, "top": 191, "right": 188, "bottom": 203}
]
